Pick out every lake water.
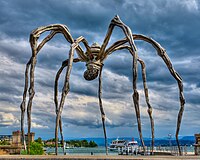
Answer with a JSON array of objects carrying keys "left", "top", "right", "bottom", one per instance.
[
  {"left": 45, "top": 146, "right": 194, "bottom": 155},
  {"left": 46, "top": 147, "right": 118, "bottom": 155}
]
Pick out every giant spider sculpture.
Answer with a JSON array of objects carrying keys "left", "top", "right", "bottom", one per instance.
[{"left": 20, "top": 15, "right": 185, "bottom": 155}]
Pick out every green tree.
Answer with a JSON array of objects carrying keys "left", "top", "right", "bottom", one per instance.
[
  {"left": 89, "top": 140, "right": 98, "bottom": 147},
  {"left": 21, "top": 142, "right": 44, "bottom": 155},
  {"left": 63, "top": 139, "right": 98, "bottom": 148},
  {"left": 81, "top": 140, "right": 88, "bottom": 147},
  {"left": 74, "top": 142, "right": 81, "bottom": 147},
  {"left": 35, "top": 137, "right": 43, "bottom": 145}
]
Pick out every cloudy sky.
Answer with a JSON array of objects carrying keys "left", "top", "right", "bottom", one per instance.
[{"left": 0, "top": 0, "right": 199, "bottom": 140}]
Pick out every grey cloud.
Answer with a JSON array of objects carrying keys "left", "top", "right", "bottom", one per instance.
[
  {"left": 70, "top": 77, "right": 98, "bottom": 96},
  {"left": 0, "top": 124, "right": 9, "bottom": 127},
  {"left": 62, "top": 113, "right": 136, "bottom": 129},
  {"left": 63, "top": 117, "right": 102, "bottom": 129},
  {"left": 185, "top": 94, "right": 200, "bottom": 105}
]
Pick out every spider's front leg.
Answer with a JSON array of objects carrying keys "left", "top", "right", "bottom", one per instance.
[
  {"left": 26, "top": 38, "right": 38, "bottom": 153},
  {"left": 137, "top": 58, "right": 154, "bottom": 154},
  {"left": 21, "top": 24, "right": 88, "bottom": 153},
  {"left": 98, "top": 65, "right": 109, "bottom": 155},
  {"left": 98, "top": 15, "right": 146, "bottom": 153},
  {"left": 20, "top": 58, "right": 32, "bottom": 150},
  {"left": 109, "top": 45, "right": 155, "bottom": 154},
  {"left": 54, "top": 58, "right": 81, "bottom": 153},
  {"left": 55, "top": 36, "right": 86, "bottom": 155}
]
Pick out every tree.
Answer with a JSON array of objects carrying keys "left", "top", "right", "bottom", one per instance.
[
  {"left": 81, "top": 140, "right": 88, "bottom": 147},
  {"left": 35, "top": 137, "right": 43, "bottom": 145},
  {"left": 74, "top": 142, "right": 80, "bottom": 147},
  {"left": 89, "top": 141, "right": 98, "bottom": 147},
  {"left": 21, "top": 142, "right": 44, "bottom": 155}
]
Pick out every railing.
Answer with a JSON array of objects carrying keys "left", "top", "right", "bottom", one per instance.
[
  {"left": 148, "top": 146, "right": 194, "bottom": 155},
  {"left": 118, "top": 146, "right": 195, "bottom": 156}
]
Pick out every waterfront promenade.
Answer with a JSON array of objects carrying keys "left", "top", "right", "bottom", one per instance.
[{"left": 0, "top": 155, "right": 200, "bottom": 160}]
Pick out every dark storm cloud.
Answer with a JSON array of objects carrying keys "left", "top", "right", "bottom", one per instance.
[
  {"left": 71, "top": 83, "right": 97, "bottom": 96},
  {"left": 185, "top": 93, "right": 200, "bottom": 105},
  {"left": 1, "top": 0, "right": 200, "bottom": 50},
  {"left": 176, "top": 57, "right": 200, "bottom": 84},
  {"left": 62, "top": 117, "right": 102, "bottom": 128},
  {"left": 0, "top": 39, "right": 29, "bottom": 64},
  {"left": 0, "top": 124, "right": 9, "bottom": 127},
  {"left": 0, "top": 86, "right": 21, "bottom": 97},
  {"left": 62, "top": 113, "right": 135, "bottom": 129},
  {"left": 119, "top": 1, "right": 200, "bottom": 58},
  {"left": 0, "top": 73, "right": 24, "bottom": 96},
  {"left": 103, "top": 50, "right": 133, "bottom": 77},
  {"left": 0, "top": 0, "right": 112, "bottom": 41}
]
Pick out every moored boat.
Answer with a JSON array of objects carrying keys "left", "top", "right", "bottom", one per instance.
[
  {"left": 109, "top": 138, "right": 139, "bottom": 152},
  {"left": 125, "top": 140, "right": 139, "bottom": 153},
  {"left": 109, "top": 138, "right": 127, "bottom": 151}
]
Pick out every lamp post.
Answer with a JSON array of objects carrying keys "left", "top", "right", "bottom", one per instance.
[{"left": 168, "top": 133, "right": 172, "bottom": 153}]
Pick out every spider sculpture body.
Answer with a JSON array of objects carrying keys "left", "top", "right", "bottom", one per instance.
[{"left": 20, "top": 15, "right": 185, "bottom": 155}]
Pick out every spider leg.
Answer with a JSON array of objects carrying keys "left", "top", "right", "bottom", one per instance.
[
  {"left": 137, "top": 58, "right": 154, "bottom": 155},
  {"left": 27, "top": 39, "right": 37, "bottom": 153},
  {"left": 54, "top": 60, "right": 67, "bottom": 154},
  {"left": 112, "top": 45, "right": 155, "bottom": 154},
  {"left": 21, "top": 24, "right": 87, "bottom": 153},
  {"left": 54, "top": 58, "right": 81, "bottom": 154},
  {"left": 98, "top": 16, "right": 138, "bottom": 97},
  {"left": 105, "top": 34, "right": 185, "bottom": 155},
  {"left": 55, "top": 36, "right": 86, "bottom": 155},
  {"left": 31, "top": 24, "right": 88, "bottom": 60},
  {"left": 98, "top": 15, "right": 147, "bottom": 153},
  {"left": 133, "top": 35, "right": 185, "bottom": 155},
  {"left": 98, "top": 65, "right": 108, "bottom": 155},
  {"left": 110, "top": 43, "right": 156, "bottom": 154},
  {"left": 20, "top": 58, "right": 32, "bottom": 150},
  {"left": 159, "top": 49, "right": 185, "bottom": 156},
  {"left": 98, "top": 15, "right": 137, "bottom": 60}
]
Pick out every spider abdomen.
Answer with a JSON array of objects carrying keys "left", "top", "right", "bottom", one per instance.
[{"left": 84, "top": 64, "right": 99, "bottom": 81}]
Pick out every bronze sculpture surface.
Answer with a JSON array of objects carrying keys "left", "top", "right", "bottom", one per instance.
[{"left": 20, "top": 15, "right": 185, "bottom": 155}]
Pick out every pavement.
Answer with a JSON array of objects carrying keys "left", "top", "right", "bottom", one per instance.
[{"left": 0, "top": 155, "right": 200, "bottom": 160}]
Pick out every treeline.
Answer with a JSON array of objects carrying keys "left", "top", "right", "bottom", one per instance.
[
  {"left": 35, "top": 137, "right": 98, "bottom": 148},
  {"left": 66, "top": 139, "right": 98, "bottom": 147}
]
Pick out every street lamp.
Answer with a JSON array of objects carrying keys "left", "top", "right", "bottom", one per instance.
[{"left": 168, "top": 133, "right": 172, "bottom": 153}]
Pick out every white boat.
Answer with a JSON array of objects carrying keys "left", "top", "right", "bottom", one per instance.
[
  {"left": 109, "top": 138, "right": 139, "bottom": 153},
  {"left": 125, "top": 140, "right": 139, "bottom": 153},
  {"left": 109, "top": 138, "right": 127, "bottom": 151}
]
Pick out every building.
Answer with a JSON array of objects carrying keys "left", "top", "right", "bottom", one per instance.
[
  {"left": 194, "top": 134, "right": 200, "bottom": 155},
  {"left": 12, "top": 131, "right": 21, "bottom": 146},
  {"left": 0, "top": 131, "right": 35, "bottom": 146},
  {"left": 0, "top": 131, "right": 35, "bottom": 154},
  {"left": 25, "top": 132, "right": 35, "bottom": 145},
  {"left": 0, "top": 135, "right": 12, "bottom": 145},
  {"left": 45, "top": 141, "right": 56, "bottom": 146}
]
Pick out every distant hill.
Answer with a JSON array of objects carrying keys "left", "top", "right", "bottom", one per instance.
[{"left": 180, "top": 136, "right": 195, "bottom": 141}]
